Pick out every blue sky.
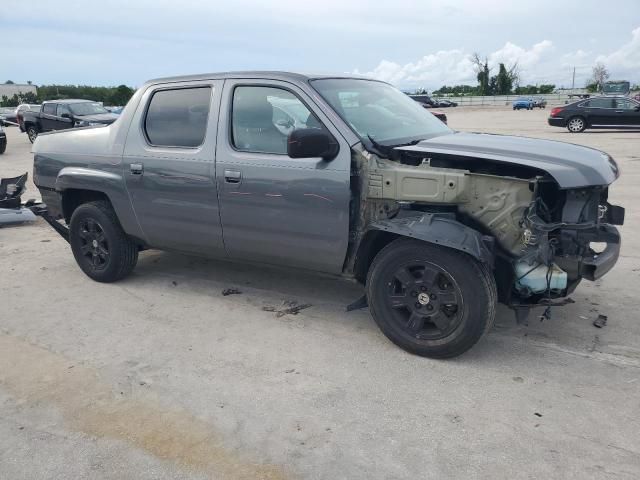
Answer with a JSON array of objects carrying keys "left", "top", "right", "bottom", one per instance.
[{"left": 2, "top": 0, "right": 639, "bottom": 90}]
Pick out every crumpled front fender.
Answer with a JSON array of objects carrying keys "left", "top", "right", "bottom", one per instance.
[{"left": 369, "top": 213, "right": 495, "bottom": 265}]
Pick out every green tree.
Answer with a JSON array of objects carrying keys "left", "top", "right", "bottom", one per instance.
[
  {"left": 538, "top": 84, "right": 555, "bottom": 94},
  {"left": 4, "top": 80, "right": 15, "bottom": 84},
  {"left": 495, "top": 63, "right": 513, "bottom": 95}
]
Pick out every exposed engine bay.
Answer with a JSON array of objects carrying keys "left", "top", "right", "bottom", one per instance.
[{"left": 350, "top": 143, "right": 624, "bottom": 314}]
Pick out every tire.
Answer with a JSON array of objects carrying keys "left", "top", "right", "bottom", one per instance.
[
  {"left": 0, "top": 138, "right": 6, "bottom": 154},
  {"left": 566, "top": 116, "right": 586, "bottom": 133},
  {"left": 366, "top": 239, "right": 496, "bottom": 359},
  {"left": 69, "top": 200, "right": 138, "bottom": 282},
  {"left": 26, "top": 125, "right": 38, "bottom": 143}
]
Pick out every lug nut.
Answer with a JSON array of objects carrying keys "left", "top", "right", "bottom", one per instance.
[
  {"left": 427, "top": 304, "right": 433, "bottom": 311},
  {"left": 420, "top": 286, "right": 427, "bottom": 292},
  {"left": 430, "top": 294, "right": 437, "bottom": 300}
]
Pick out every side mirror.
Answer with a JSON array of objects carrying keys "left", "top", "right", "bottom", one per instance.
[{"left": 287, "top": 128, "right": 339, "bottom": 161}]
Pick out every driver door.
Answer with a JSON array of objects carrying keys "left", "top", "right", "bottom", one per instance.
[{"left": 215, "top": 79, "right": 351, "bottom": 274}]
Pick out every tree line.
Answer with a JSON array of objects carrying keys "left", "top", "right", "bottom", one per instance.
[{"left": 0, "top": 83, "right": 135, "bottom": 108}]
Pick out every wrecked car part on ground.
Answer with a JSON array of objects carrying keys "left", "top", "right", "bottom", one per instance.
[{"left": 27, "top": 72, "right": 624, "bottom": 358}]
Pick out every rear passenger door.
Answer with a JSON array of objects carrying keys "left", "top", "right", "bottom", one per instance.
[
  {"left": 123, "top": 81, "right": 225, "bottom": 256},
  {"left": 613, "top": 98, "right": 640, "bottom": 126},
  {"left": 583, "top": 97, "right": 616, "bottom": 125},
  {"left": 215, "top": 79, "right": 352, "bottom": 274}
]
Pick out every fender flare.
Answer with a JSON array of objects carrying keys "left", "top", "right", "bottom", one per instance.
[
  {"left": 368, "top": 213, "right": 495, "bottom": 265},
  {"left": 54, "top": 167, "right": 144, "bottom": 239}
]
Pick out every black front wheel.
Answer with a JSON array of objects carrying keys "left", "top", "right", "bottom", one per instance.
[
  {"left": 69, "top": 201, "right": 138, "bottom": 282},
  {"left": 366, "top": 239, "right": 496, "bottom": 358}
]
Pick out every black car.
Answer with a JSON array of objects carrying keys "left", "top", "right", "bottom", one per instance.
[
  {"left": 435, "top": 99, "right": 458, "bottom": 107},
  {"left": 0, "top": 123, "right": 6, "bottom": 154},
  {"left": 22, "top": 100, "right": 119, "bottom": 143},
  {"left": 548, "top": 96, "right": 640, "bottom": 132},
  {"left": 410, "top": 94, "right": 436, "bottom": 107}
]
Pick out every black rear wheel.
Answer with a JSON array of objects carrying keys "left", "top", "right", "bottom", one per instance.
[
  {"left": 366, "top": 239, "right": 496, "bottom": 358},
  {"left": 567, "top": 116, "right": 586, "bottom": 133},
  {"left": 26, "top": 126, "right": 38, "bottom": 143},
  {"left": 69, "top": 201, "right": 138, "bottom": 282}
]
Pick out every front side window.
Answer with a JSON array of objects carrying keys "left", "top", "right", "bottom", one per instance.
[
  {"left": 144, "top": 87, "right": 212, "bottom": 148},
  {"left": 588, "top": 98, "right": 614, "bottom": 109},
  {"left": 311, "top": 78, "right": 451, "bottom": 148},
  {"left": 614, "top": 98, "right": 638, "bottom": 110},
  {"left": 57, "top": 104, "right": 71, "bottom": 117},
  {"left": 232, "top": 86, "right": 321, "bottom": 155},
  {"left": 69, "top": 102, "right": 109, "bottom": 116},
  {"left": 43, "top": 104, "right": 56, "bottom": 115}
]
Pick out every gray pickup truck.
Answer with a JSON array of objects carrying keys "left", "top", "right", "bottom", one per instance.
[{"left": 27, "top": 72, "right": 624, "bottom": 358}]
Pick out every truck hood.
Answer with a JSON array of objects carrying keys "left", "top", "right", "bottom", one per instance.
[
  {"left": 76, "top": 113, "right": 119, "bottom": 124},
  {"left": 396, "top": 132, "right": 619, "bottom": 188}
]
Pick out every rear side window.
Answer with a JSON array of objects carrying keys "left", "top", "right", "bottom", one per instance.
[
  {"left": 144, "top": 87, "right": 212, "bottom": 147},
  {"left": 43, "top": 104, "right": 56, "bottom": 114},
  {"left": 587, "top": 98, "right": 614, "bottom": 109}
]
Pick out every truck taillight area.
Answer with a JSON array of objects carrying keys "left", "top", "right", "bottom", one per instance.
[{"left": 550, "top": 107, "right": 564, "bottom": 117}]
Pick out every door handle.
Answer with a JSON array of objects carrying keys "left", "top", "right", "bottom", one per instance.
[
  {"left": 130, "top": 163, "right": 144, "bottom": 175},
  {"left": 224, "top": 169, "right": 242, "bottom": 183}
]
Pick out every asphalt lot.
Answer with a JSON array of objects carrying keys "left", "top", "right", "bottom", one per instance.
[{"left": 1, "top": 108, "right": 639, "bottom": 479}]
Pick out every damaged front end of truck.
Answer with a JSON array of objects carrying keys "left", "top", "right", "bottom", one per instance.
[{"left": 347, "top": 132, "right": 624, "bottom": 320}]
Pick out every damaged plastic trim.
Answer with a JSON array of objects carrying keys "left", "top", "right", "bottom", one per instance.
[{"left": 369, "top": 213, "right": 495, "bottom": 265}]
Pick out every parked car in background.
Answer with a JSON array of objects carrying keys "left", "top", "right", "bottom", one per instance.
[
  {"left": 533, "top": 98, "right": 547, "bottom": 109},
  {"left": 430, "top": 110, "right": 447, "bottom": 124},
  {"left": 633, "top": 93, "right": 640, "bottom": 102},
  {"left": 512, "top": 98, "right": 533, "bottom": 110},
  {"left": 105, "top": 106, "right": 124, "bottom": 114},
  {"left": 410, "top": 94, "right": 437, "bottom": 107},
  {"left": 0, "top": 123, "right": 6, "bottom": 154},
  {"left": 22, "top": 99, "right": 119, "bottom": 143},
  {"left": 434, "top": 99, "right": 458, "bottom": 108},
  {"left": 25, "top": 71, "right": 624, "bottom": 358},
  {"left": 413, "top": 100, "right": 448, "bottom": 123},
  {"left": 0, "top": 107, "right": 18, "bottom": 124},
  {"left": 16, "top": 104, "right": 41, "bottom": 132},
  {"left": 548, "top": 95, "right": 640, "bottom": 132}
]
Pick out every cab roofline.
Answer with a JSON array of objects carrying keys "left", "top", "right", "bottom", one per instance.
[{"left": 144, "top": 71, "right": 385, "bottom": 86}]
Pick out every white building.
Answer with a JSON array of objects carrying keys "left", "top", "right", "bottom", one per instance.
[{"left": 0, "top": 83, "right": 38, "bottom": 98}]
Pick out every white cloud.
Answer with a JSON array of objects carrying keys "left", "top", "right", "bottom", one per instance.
[
  {"left": 356, "top": 40, "right": 556, "bottom": 89},
  {"left": 595, "top": 27, "right": 640, "bottom": 79},
  {"left": 354, "top": 50, "right": 476, "bottom": 87},
  {"left": 358, "top": 27, "right": 640, "bottom": 90}
]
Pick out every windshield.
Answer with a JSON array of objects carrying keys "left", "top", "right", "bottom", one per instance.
[
  {"left": 310, "top": 78, "right": 451, "bottom": 146},
  {"left": 69, "top": 102, "right": 109, "bottom": 116}
]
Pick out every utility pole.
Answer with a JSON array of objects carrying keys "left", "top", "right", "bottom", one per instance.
[{"left": 571, "top": 67, "right": 575, "bottom": 91}]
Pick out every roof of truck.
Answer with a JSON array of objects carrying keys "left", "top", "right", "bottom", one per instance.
[
  {"left": 145, "top": 71, "right": 376, "bottom": 85},
  {"left": 43, "top": 99, "right": 96, "bottom": 104}
]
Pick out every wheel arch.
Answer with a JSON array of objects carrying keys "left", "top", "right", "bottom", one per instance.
[
  {"left": 353, "top": 214, "right": 495, "bottom": 283},
  {"left": 55, "top": 167, "right": 145, "bottom": 240}
]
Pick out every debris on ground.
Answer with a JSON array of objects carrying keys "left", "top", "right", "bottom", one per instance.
[
  {"left": 171, "top": 281, "right": 178, "bottom": 286},
  {"left": 262, "top": 300, "right": 312, "bottom": 317},
  {"left": 222, "top": 288, "right": 242, "bottom": 296},
  {"left": 593, "top": 314, "right": 608, "bottom": 328}
]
